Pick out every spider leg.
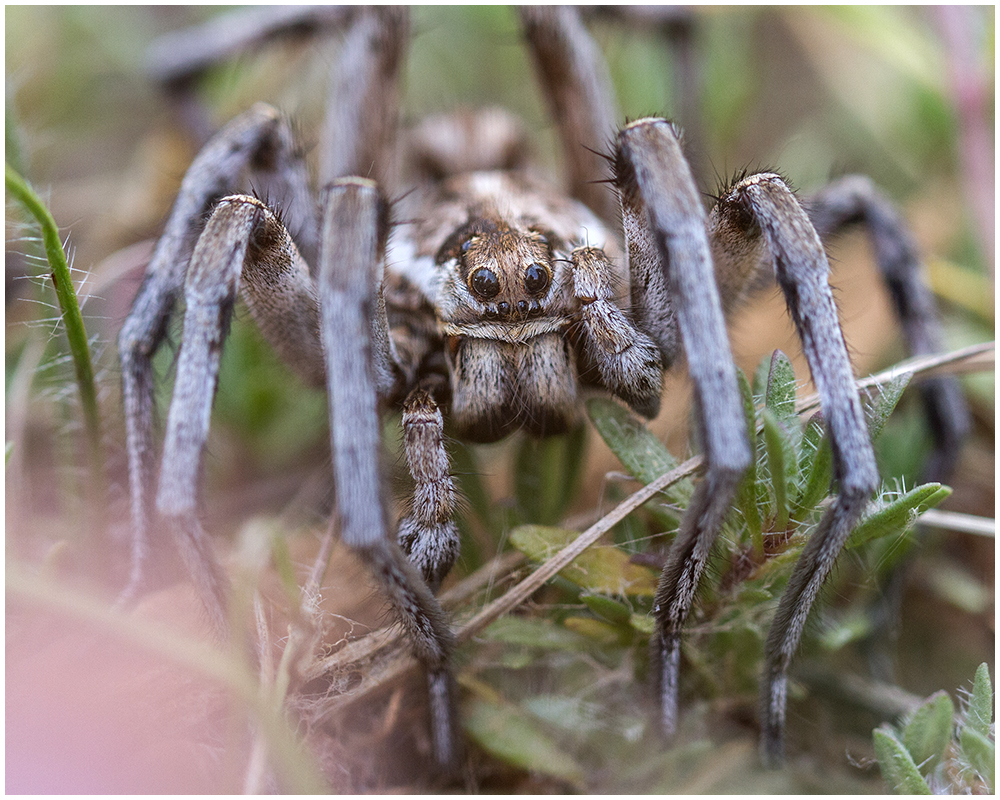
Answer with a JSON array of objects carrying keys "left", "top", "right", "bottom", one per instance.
[
  {"left": 614, "top": 119, "right": 752, "bottom": 739},
  {"left": 398, "top": 389, "right": 461, "bottom": 592},
  {"left": 712, "top": 173, "right": 881, "bottom": 765},
  {"left": 808, "top": 175, "right": 970, "bottom": 482},
  {"left": 118, "top": 104, "right": 310, "bottom": 607},
  {"left": 156, "top": 195, "right": 315, "bottom": 632},
  {"left": 519, "top": 6, "right": 620, "bottom": 222},
  {"left": 146, "top": 6, "right": 354, "bottom": 147},
  {"left": 808, "top": 176, "right": 971, "bottom": 684},
  {"left": 320, "top": 7, "right": 408, "bottom": 190},
  {"left": 319, "top": 178, "right": 459, "bottom": 770},
  {"left": 570, "top": 245, "right": 664, "bottom": 417}
]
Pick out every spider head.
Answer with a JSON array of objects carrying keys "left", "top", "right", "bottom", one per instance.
[{"left": 435, "top": 216, "right": 565, "bottom": 330}]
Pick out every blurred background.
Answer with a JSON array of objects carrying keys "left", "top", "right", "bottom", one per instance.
[{"left": 6, "top": 5, "right": 994, "bottom": 793}]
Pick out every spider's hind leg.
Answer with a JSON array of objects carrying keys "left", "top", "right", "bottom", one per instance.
[
  {"left": 808, "top": 175, "right": 970, "bottom": 482},
  {"left": 712, "top": 172, "right": 881, "bottom": 765}
]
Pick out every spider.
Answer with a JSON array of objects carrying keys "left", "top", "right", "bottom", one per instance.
[{"left": 117, "top": 6, "right": 967, "bottom": 775}]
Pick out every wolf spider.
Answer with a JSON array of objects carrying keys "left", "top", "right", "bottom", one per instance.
[{"left": 118, "top": 6, "right": 966, "bottom": 773}]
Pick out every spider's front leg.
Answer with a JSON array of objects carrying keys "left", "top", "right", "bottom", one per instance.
[
  {"left": 711, "top": 173, "right": 881, "bottom": 764},
  {"left": 155, "top": 193, "right": 320, "bottom": 634},
  {"left": 118, "top": 104, "right": 315, "bottom": 610},
  {"left": 613, "top": 119, "right": 753, "bottom": 740},
  {"left": 319, "top": 179, "right": 459, "bottom": 771}
]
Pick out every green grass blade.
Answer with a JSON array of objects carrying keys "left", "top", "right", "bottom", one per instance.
[{"left": 6, "top": 162, "right": 101, "bottom": 466}]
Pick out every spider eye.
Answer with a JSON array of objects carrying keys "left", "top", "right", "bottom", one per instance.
[
  {"left": 523, "top": 263, "right": 550, "bottom": 295},
  {"left": 470, "top": 267, "right": 501, "bottom": 299}
]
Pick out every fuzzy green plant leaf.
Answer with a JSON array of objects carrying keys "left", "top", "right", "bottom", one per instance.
[
  {"left": 463, "top": 696, "right": 586, "bottom": 789},
  {"left": 959, "top": 725, "right": 995, "bottom": 792},
  {"left": 509, "top": 524, "right": 657, "bottom": 596},
  {"left": 764, "top": 350, "right": 797, "bottom": 423},
  {"left": 762, "top": 408, "right": 795, "bottom": 532},
  {"left": 735, "top": 368, "right": 763, "bottom": 551},
  {"left": 965, "top": 662, "right": 994, "bottom": 738},
  {"left": 794, "top": 413, "right": 834, "bottom": 518},
  {"left": 563, "top": 615, "right": 623, "bottom": 645},
  {"left": 5, "top": 163, "right": 101, "bottom": 467},
  {"left": 903, "top": 690, "right": 954, "bottom": 772},
  {"left": 847, "top": 483, "right": 951, "bottom": 550},
  {"left": 581, "top": 593, "right": 633, "bottom": 626},
  {"left": 865, "top": 373, "right": 911, "bottom": 442},
  {"left": 629, "top": 613, "right": 655, "bottom": 635},
  {"left": 481, "top": 616, "right": 595, "bottom": 652},
  {"left": 586, "top": 397, "right": 691, "bottom": 503},
  {"left": 873, "top": 727, "right": 932, "bottom": 794}
]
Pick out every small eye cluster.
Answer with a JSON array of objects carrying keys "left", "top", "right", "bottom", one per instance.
[{"left": 461, "top": 235, "right": 552, "bottom": 320}]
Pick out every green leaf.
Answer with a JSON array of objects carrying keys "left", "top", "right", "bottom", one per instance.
[
  {"left": 762, "top": 408, "right": 794, "bottom": 532},
  {"left": 451, "top": 441, "right": 509, "bottom": 548},
  {"left": 847, "top": 483, "right": 951, "bottom": 550},
  {"left": 818, "top": 607, "right": 874, "bottom": 651},
  {"left": 865, "top": 373, "right": 911, "bottom": 442},
  {"left": 965, "top": 662, "right": 994, "bottom": 738},
  {"left": 764, "top": 350, "right": 797, "bottom": 422},
  {"left": 959, "top": 725, "right": 995, "bottom": 793},
  {"left": 463, "top": 696, "right": 586, "bottom": 788},
  {"left": 873, "top": 727, "right": 931, "bottom": 794},
  {"left": 481, "top": 616, "right": 594, "bottom": 652},
  {"left": 794, "top": 413, "right": 834, "bottom": 517},
  {"left": 587, "top": 398, "right": 681, "bottom": 486},
  {"left": 581, "top": 593, "right": 633, "bottom": 626},
  {"left": 629, "top": 613, "right": 655, "bottom": 635},
  {"left": 563, "top": 615, "right": 623, "bottom": 645},
  {"left": 509, "top": 524, "right": 657, "bottom": 596},
  {"left": 735, "top": 369, "right": 763, "bottom": 552},
  {"left": 903, "top": 691, "right": 954, "bottom": 772}
]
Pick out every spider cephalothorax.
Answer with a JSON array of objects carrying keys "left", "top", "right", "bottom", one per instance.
[{"left": 117, "top": 5, "right": 967, "bottom": 780}]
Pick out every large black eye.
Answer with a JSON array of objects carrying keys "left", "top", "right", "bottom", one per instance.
[
  {"left": 470, "top": 267, "right": 501, "bottom": 299},
  {"left": 524, "top": 263, "right": 550, "bottom": 295}
]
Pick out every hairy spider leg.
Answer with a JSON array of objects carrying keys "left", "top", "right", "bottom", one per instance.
[
  {"left": 319, "top": 180, "right": 459, "bottom": 770},
  {"left": 711, "top": 173, "right": 880, "bottom": 765},
  {"left": 520, "top": 6, "right": 620, "bottom": 223},
  {"left": 808, "top": 175, "right": 970, "bottom": 482},
  {"left": 320, "top": 7, "right": 408, "bottom": 190},
  {"left": 118, "top": 105, "right": 313, "bottom": 611},
  {"left": 615, "top": 118, "right": 754, "bottom": 741},
  {"left": 808, "top": 175, "right": 971, "bottom": 685}
]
